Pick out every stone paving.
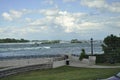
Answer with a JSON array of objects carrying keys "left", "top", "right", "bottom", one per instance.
[{"left": 69, "top": 60, "right": 120, "bottom": 68}]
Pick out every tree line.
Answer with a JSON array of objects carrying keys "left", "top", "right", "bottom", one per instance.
[{"left": 0, "top": 38, "right": 29, "bottom": 43}]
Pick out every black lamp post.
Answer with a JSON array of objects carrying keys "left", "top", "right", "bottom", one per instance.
[{"left": 91, "top": 38, "right": 93, "bottom": 55}]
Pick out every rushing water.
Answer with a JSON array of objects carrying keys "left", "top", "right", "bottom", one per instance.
[{"left": 0, "top": 42, "right": 103, "bottom": 59}]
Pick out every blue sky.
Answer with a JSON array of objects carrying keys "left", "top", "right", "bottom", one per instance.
[{"left": 0, "top": 0, "right": 120, "bottom": 40}]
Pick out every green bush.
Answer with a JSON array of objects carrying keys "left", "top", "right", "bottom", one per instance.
[
  {"left": 95, "top": 54, "right": 106, "bottom": 63},
  {"left": 79, "top": 49, "right": 86, "bottom": 61},
  {"left": 95, "top": 54, "right": 120, "bottom": 63}
]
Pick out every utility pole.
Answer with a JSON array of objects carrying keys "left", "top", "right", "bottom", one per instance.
[{"left": 91, "top": 38, "right": 93, "bottom": 55}]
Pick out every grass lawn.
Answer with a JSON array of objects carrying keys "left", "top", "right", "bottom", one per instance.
[
  {"left": 0, "top": 66, "right": 120, "bottom": 80},
  {"left": 0, "top": 67, "right": 8, "bottom": 69}
]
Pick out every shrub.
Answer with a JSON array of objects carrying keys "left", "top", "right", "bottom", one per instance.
[{"left": 79, "top": 49, "right": 86, "bottom": 61}]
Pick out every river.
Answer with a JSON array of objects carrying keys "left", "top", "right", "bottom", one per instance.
[{"left": 0, "top": 42, "right": 103, "bottom": 59}]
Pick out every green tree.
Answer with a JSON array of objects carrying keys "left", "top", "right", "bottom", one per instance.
[
  {"left": 102, "top": 34, "right": 120, "bottom": 55},
  {"left": 79, "top": 49, "right": 86, "bottom": 61},
  {"left": 0, "top": 38, "right": 29, "bottom": 43}
]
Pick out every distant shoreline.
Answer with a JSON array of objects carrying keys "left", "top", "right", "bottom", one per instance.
[{"left": 0, "top": 38, "right": 29, "bottom": 43}]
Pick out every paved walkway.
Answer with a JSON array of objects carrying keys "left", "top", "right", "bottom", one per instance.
[{"left": 69, "top": 61, "right": 120, "bottom": 68}]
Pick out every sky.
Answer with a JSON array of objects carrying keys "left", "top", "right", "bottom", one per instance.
[{"left": 0, "top": 0, "right": 120, "bottom": 40}]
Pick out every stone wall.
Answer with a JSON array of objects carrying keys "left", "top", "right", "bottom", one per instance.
[
  {"left": 53, "top": 60, "right": 66, "bottom": 68},
  {"left": 0, "top": 63, "right": 52, "bottom": 78},
  {"left": 0, "top": 58, "right": 52, "bottom": 67},
  {"left": 0, "top": 57, "right": 66, "bottom": 78},
  {"left": 89, "top": 56, "right": 96, "bottom": 65},
  {"left": 70, "top": 55, "right": 96, "bottom": 65}
]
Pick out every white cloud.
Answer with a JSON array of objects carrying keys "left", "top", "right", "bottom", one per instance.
[
  {"left": 27, "top": 9, "right": 88, "bottom": 33},
  {"left": 63, "top": 0, "right": 77, "bottom": 3},
  {"left": 54, "top": 11, "right": 96, "bottom": 33},
  {"left": 77, "top": 22, "right": 101, "bottom": 30},
  {"left": 0, "top": 25, "right": 48, "bottom": 38},
  {"left": 80, "top": 0, "right": 120, "bottom": 13},
  {"left": 2, "top": 12, "right": 13, "bottom": 21},
  {"left": 81, "top": 0, "right": 106, "bottom": 8},
  {"left": 2, "top": 9, "right": 29, "bottom": 21},
  {"left": 25, "top": 18, "right": 32, "bottom": 22},
  {"left": 55, "top": 16, "right": 74, "bottom": 32},
  {"left": 10, "top": 10, "right": 23, "bottom": 18},
  {"left": 29, "top": 19, "right": 44, "bottom": 26},
  {"left": 1, "top": 8, "right": 119, "bottom": 39},
  {"left": 29, "top": 9, "right": 101, "bottom": 33},
  {"left": 40, "top": 9, "right": 59, "bottom": 16},
  {"left": 55, "top": 12, "right": 76, "bottom": 33},
  {"left": 108, "top": 2, "right": 120, "bottom": 13}
]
